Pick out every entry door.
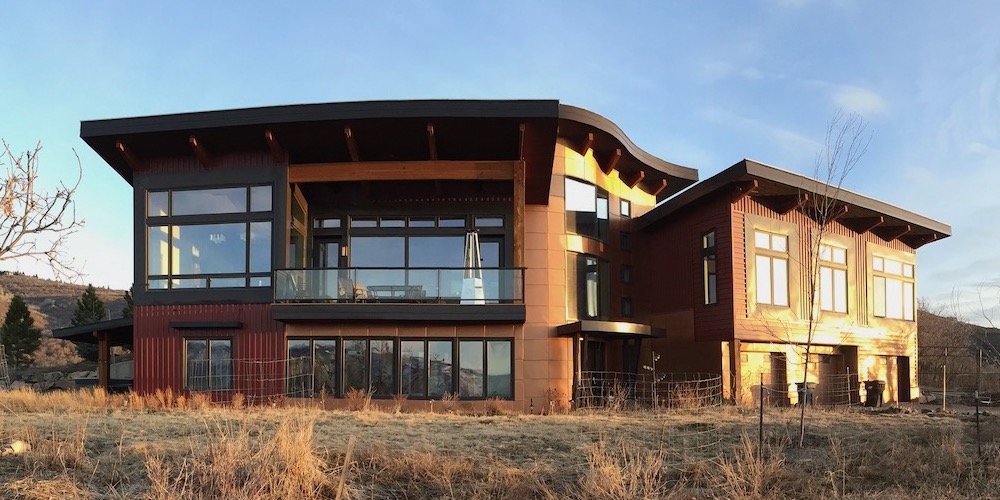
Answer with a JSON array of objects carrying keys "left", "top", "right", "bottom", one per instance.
[{"left": 897, "top": 356, "right": 911, "bottom": 402}]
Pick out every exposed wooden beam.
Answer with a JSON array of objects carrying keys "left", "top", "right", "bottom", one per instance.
[
  {"left": 624, "top": 170, "right": 645, "bottom": 189},
  {"left": 824, "top": 205, "right": 849, "bottom": 222},
  {"left": 513, "top": 160, "right": 525, "bottom": 268},
  {"left": 900, "top": 233, "right": 938, "bottom": 249},
  {"left": 580, "top": 132, "right": 594, "bottom": 155},
  {"left": 876, "top": 224, "right": 912, "bottom": 242},
  {"left": 841, "top": 216, "right": 884, "bottom": 234},
  {"left": 518, "top": 123, "right": 526, "bottom": 160},
  {"left": 426, "top": 123, "right": 438, "bottom": 161},
  {"left": 289, "top": 160, "right": 518, "bottom": 183},
  {"left": 765, "top": 193, "right": 809, "bottom": 215},
  {"left": 344, "top": 126, "right": 360, "bottom": 162},
  {"left": 731, "top": 180, "right": 759, "bottom": 203},
  {"left": 601, "top": 148, "right": 621, "bottom": 175},
  {"left": 264, "top": 130, "right": 284, "bottom": 163},
  {"left": 188, "top": 135, "right": 211, "bottom": 168},
  {"left": 115, "top": 140, "right": 140, "bottom": 171},
  {"left": 650, "top": 178, "right": 668, "bottom": 198}
]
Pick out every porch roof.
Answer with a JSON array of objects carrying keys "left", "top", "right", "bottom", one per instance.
[
  {"left": 555, "top": 320, "right": 665, "bottom": 339},
  {"left": 52, "top": 317, "right": 134, "bottom": 346},
  {"left": 80, "top": 100, "right": 697, "bottom": 203}
]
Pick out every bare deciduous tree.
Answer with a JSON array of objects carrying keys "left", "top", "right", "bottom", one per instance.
[{"left": 0, "top": 141, "right": 83, "bottom": 278}]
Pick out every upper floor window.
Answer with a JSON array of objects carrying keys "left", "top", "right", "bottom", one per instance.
[
  {"left": 818, "top": 244, "right": 848, "bottom": 313},
  {"left": 754, "top": 230, "right": 789, "bottom": 307},
  {"left": 565, "top": 177, "right": 608, "bottom": 242},
  {"left": 703, "top": 231, "right": 717, "bottom": 305},
  {"left": 568, "top": 253, "right": 609, "bottom": 320},
  {"left": 620, "top": 199, "right": 631, "bottom": 218},
  {"left": 146, "top": 185, "right": 273, "bottom": 290},
  {"left": 873, "top": 256, "right": 914, "bottom": 321}
]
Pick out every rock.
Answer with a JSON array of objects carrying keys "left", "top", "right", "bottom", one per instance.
[
  {"left": 68, "top": 371, "right": 93, "bottom": 380},
  {"left": 42, "top": 371, "right": 65, "bottom": 382},
  {"left": 1, "top": 440, "right": 30, "bottom": 456},
  {"left": 9, "top": 381, "right": 31, "bottom": 390},
  {"left": 52, "top": 380, "right": 76, "bottom": 391},
  {"left": 33, "top": 381, "right": 53, "bottom": 392}
]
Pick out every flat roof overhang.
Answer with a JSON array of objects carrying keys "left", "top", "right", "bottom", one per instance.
[
  {"left": 52, "top": 317, "right": 134, "bottom": 346},
  {"left": 555, "top": 320, "right": 666, "bottom": 339},
  {"left": 81, "top": 100, "right": 697, "bottom": 203},
  {"left": 637, "top": 159, "right": 951, "bottom": 249}
]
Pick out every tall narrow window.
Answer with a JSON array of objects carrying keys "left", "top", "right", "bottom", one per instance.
[
  {"left": 873, "top": 256, "right": 914, "bottom": 320},
  {"left": 818, "top": 244, "right": 848, "bottom": 313},
  {"left": 565, "top": 177, "right": 609, "bottom": 242},
  {"left": 754, "top": 230, "right": 789, "bottom": 306},
  {"left": 568, "top": 254, "right": 610, "bottom": 320},
  {"left": 702, "top": 231, "right": 717, "bottom": 305}
]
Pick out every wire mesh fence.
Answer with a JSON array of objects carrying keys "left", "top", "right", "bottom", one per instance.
[
  {"left": 919, "top": 345, "right": 1000, "bottom": 407},
  {"left": 575, "top": 371, "right": 723, "bottom": 410},
  {"left": 755, "top": 371, "right": 866, "bottom": 408}
]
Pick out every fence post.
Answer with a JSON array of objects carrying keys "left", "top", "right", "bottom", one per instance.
[
  {"left": 977, "top": 347, "right": 982, "bottom": 459},
  {"left": 759, "top": 372, "right": 764, "bottom": 463}
]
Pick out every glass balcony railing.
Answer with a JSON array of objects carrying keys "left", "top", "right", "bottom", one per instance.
[{"left": 274, "top": 267, "right": 525, "bottom": 304}]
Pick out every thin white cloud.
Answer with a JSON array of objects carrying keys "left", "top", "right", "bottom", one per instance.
[
  {"left": 700, "top": 107, "right": 823, "bottom": 162},
  {"left": 831, "top": 85, "right": 889, "bottom": 115}
]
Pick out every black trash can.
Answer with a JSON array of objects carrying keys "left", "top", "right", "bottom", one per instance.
[
  {"left": 796, "top": 382, "right": 814, "bottom": 406},
  {"left": 864, "top": 380, "right": 885, "bottom": 407}
]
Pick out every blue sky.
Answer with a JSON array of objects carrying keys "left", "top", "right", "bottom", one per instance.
[{"left": 0, "top": 1, "right": 996, "bottom": 322}]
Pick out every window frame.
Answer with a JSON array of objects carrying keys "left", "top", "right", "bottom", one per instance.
[
  {"left": 183, "top": 337, "right": 233, "bottom": 392},
  {"left": 818, "top": 243, "right": 848, "bottom": 314},
  {"left": 754, "top": 230, "right": 790, "bottom": 307},
  {"left": 565, "top": 177, "right": 610, "bottom": 242},
  {"left": 702, "top": 230, "right": 717, "bottom": 305},
  {"left": 872, "top": 256, "right": 915, "bottom": 321}
]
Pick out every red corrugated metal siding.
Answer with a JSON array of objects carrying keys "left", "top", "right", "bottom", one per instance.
[
  {"left": 134, "top": 303, "right": 284, "bottom": 398},
  {"left": 137, "top": 151, "right": 275, "bottom": 174}
]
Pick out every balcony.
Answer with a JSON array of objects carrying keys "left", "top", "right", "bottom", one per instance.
[{"left": 271, "top": 267, "right": 525, "bottom": 322}]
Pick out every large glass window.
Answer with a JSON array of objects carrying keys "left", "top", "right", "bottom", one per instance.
[
  {"left": 146, "top": 185, "right": 272, "bottom": 290},
  {"left": 873, "top": 256, "right": 914, "bottom": 321},
  {"left": 185, "top": 338, "right": 232, "bottom": 391},
  {"left": 819, "top": 244, "right": 848, "bottom": 313},
  {"left": 286, "top": 339, "right": 338, "bottom": 397},
  {"left": 754, "top": 230, "right": 789, "bottom": 307},
  {"left": 565, "top": 177, "right": 609, "bottom": 242},
  {"left": 703, "top": 231, "right": 717, "bottom": 305},
  {"left": 567, "top": 254, "right": 609, "bottom": 320}
]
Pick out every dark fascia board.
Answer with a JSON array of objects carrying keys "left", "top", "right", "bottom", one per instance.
[
  {"left": 554, "top": 320, "right": 665, "bottom": 338},
  {"left": 81, "top": 100, "right": 561, "bottom": 138},
  {"left": 271, "top": 303, "right": 526, "bottom": 323},
  {"left": 52, "top": 317, "right": 134, "bottom": 345},
  {"left": 637, "top": 159, "right": 952, "bottom": 237},
  {"left": 558, "top": 104, "right": 698, "bottom": 188}
]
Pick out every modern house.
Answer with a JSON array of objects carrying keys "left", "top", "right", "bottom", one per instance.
[{"left": 57, "top": 100, "right": 949, "bottom": 410}]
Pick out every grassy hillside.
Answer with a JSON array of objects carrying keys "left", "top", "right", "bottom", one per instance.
[{"left": 0, "top": 273, "right": 127, "bottom": 331}]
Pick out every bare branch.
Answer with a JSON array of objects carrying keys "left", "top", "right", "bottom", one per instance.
[{"left": 0, "top": 140, "right": 84, "bottom": 280}]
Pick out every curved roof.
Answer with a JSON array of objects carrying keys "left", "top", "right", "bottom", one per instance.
[{"left": 81, "top": 99, "right": 697, "bottom": 202}]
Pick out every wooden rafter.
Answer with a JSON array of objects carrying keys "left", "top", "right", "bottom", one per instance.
[
  {"left": 650, "top": 178, "right": 668, "bottom": 197},
  {"left": 876, "top": 224, "right": 912, "bottom": 242},
  {"left": 518, "top": 123, "right": 526, "bottom": 160},
  {"left": 731, "top": 180, "right": 759, "bottom": 203},
  {"left": 580, "top": 132, "right": 594, "bottom": 155},
  {"left": 827, "top": 205, "right": 849, "bottom": 221},
  {"left": 264, "top": 130, "right": 284, "bottom": 163},
  {"left": 900, "top": 233, "right": 938, "bottom": 249},
  {"left": 767, "top": 193, "right": 809, "bottom": 215},
  {"left": 115, "top": 141, "right": 140, "bottom": 171},
  {"left": 842, "top": 216, "right": 884, "bottom": 235},
  {"left": 601, "top": 148, "right": 621, "bottom": 175},
  {"left": 427, "top": 123, "right": 438, "bottom": 160},
  {"left": 344, "top": 126, "right": 360, "bottom": 162},
  {"left": 624, "top": 170, "right": 645, "bottom": 189},
  {"left": 189, "top": 135, "right": 211, "bottom": 168}
]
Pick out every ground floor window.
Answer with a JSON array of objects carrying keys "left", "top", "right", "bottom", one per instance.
[
  {"left": 285, "top": 337, "right": 513, "bottom": 399},
  {"left": 184, "top": 338, "right": 233, "bottom": 391}
]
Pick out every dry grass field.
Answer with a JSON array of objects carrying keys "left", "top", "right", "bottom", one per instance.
[{"left": 0, "top": 390, "right": 998, "bottom": 499}]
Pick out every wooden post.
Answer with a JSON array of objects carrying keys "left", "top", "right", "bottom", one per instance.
[
  {"left": 97, "top": 331, "right": 110, "bottom": 389},
  {"left": 512, "top": 160, "right": 525, "bottom": 268}
]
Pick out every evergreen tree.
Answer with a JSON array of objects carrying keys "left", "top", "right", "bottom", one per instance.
[
  {"left": 71, "top": 284, "right": 106, "bottom": 326},
  {"left": 1, "top": 295, "right": 42, "bottom": 367},
  {"left": 121, "top": 286, "right": 133, "bottom": 319}
]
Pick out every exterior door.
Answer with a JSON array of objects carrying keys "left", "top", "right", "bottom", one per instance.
[{"left": 897, "top": 356, "right": 911, "bottom": 402}]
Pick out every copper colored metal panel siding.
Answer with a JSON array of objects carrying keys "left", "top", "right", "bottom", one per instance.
[{"left": 134, "top": 304, "right": 284, "bottom": 396}]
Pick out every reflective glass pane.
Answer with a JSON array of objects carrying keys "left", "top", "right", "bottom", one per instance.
[
  {"left": 401, "top": 340, "right": 426, "bottom": 397},
  {"left": 833, "top": 248, "right": 847, "bottom": 265},
  {"left": 834, "top": 268, "right": 847, "bottom": 313},
  {"left": 820, "top": 267, "right": 833, "bottom": 311},
  {"left": 486, "top": 341, "right": 512, "bottom": 398},
  {"left": 886, "top": 278, "right": 904, "bottom": 319},
  {"left": 148, "top": 226, "right": 170, "bottom": 277},
  {"left": 174, "top": 278, "right": 207, "bottom": 288},
  {"left": 771, "top": 235, "right": 787, "bottom": 252},
  {"left": 597, "top": 197, "right": 609, "bottom": 220},
  {"left": 351, "top": 218, "right": 377, "bottom": 228},
  {"left": 475, "top": 217, "right": 504, "bottom": 228},
  {"left": 754, "top": 231, "right": 770, "bottom": 249},
  {"left": 314, "top": 340, "right": 337, "bottom": 396},
  {"left": 885, "top": 260, "right": 903, "bottom": 276},
  {"left": 703, "top": 232, "right": 715, "bottom": 248},
  {"left": 439, "top": 218, "right": 465, "bottom": 228},
  {"left": 173, "top": 223, "right": 246, "bottom": 275},
  {"left": 343, "top": 340, "right": 368, "bottom": 393},
  {"left": 819, "top": 245, "right": 832, "bottom": 262},
  {"left": 873, "top": 257, "right": 884, "bottom": 272},
  {"left": 148, "top": 191, "right": 168, "bottom": 217},
  {"left": 874, "top": 276, "right": 886, "bottom": 317},
  {"left": 772, "top": 258, "right": 788, "bottom": 306},
  {"left": 459, "top": 341, "right": 484, "bottom": 398},
  {"left": 172, "top": 188, "right": 246, "bottom": 215},
  {"left": 186, "top": 340, "right": 208, "bottom": 391},
  {"left": 903, "top": 282, "right": 914, "bottom": 320},
  {"left": 370, "top": 340, "right": 395, "bottom": 397},
  {"left": 315, "top": 218, "right": 341, "bottom": 229},
  {"left": 352, "top": 237, "right": 405, "bottom": 290},
  {"left": 565, "top": 178, "right": 596, "bottom": 212},
  {"left": 250, "top": 276, "right": 271, "bottom": 287},
  {"left": 380, "top": 218, "right": 405, "bottom": 228},
  {"left": 620, "top": 199, "right": 631, "bottom": 218},
  {"left": 903, "top": 264, "right": 914, "bottom": 278},
  {"left": 756, "top": 255, "right": 772, "bottom": 304},
  {"left": 250, "top": 185, "right": 272, "bottom": 212},
  {"left": 209, "top": 277, "right": 245, "bottom": 288},
  {"left": 148, "top": 279, "right": 168, "bottom": 290},
  {"left": 209, "top": 340, "right": 232, "bottom": 390},
  {"left": 249, "top": 222, "right": 272, "bottom": 273},
  {"left": 287, "top": 340, "right": 312, "bottom": 397},
  {"left": 428, "top": 340, "right": 453, "bottom": 398},
  {"left": 409, "top": 218, "right": 435, "bottom": 228}
]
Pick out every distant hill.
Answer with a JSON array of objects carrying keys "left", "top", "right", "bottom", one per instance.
[{"left": 0, "top": 273, "right": 127, "bottom": 331}]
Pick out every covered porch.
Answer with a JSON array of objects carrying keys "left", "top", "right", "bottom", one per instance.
[{"left": 53, "top": 318, "right": 134, "bottom": 391}]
